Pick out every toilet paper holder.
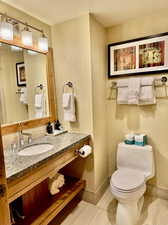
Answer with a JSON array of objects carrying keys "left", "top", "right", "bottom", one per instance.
[
  {"left": 75, "top": 145, "right": 92, "bottom": 157},
  {"left": 75, "top": 149, "right": 85, "bottom": 155}
]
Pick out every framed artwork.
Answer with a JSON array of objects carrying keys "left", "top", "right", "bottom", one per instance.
[
  {"left": 16, "top": 62, "right": 26, "bottom": 86},
  {"left": 108, "top": 32, "right": 168, "bottom": 78}
]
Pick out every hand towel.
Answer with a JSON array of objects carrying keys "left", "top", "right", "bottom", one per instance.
[
  {"left": 139, "top": 77, "right": 156, "bottom": 105},
  {"left": 63, "top": 93, "right": 76, "bottom": 122},
  {"left": 35, "top": 94, "right": 43, "bottom": 108},
  {"left": 20, "top": 87, "right": 28, "bottom": 104},
  {"left": 139, "top": 86, "right": 156, "bottom": 105},
  {"left": 35, "top": 93, "right": 45, "bottom": 118},
  {"left": 117, "top": 79, "right": 128, "bottom": 104},
  {"left": 141, "top": 77, "right": 154, "bottom": 86},
  {"left": 117, "top": 79, "right": 128, "bottom": 88},
  {"left": 128, "top": 78, "right": 140, "bottom": 104},
  {"left": 62, "top": 93, "right": 71, "bottom": 108}
]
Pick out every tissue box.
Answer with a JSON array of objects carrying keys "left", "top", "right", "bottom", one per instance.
[{"left": 134, "top": 134, "right": 147, "bottom": 146}]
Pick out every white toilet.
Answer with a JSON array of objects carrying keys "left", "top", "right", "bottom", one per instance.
[{"left": 110, "top": 142, "right": 155, "bottom": 225}]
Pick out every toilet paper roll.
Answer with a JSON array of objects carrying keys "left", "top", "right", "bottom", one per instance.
[{"left": 78, "top": 145, "right": 92, "bottom": 158}]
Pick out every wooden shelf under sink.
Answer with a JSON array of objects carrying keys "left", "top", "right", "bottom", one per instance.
[{"left": 15, "top": 176, "right": 86, "bottom": 225}]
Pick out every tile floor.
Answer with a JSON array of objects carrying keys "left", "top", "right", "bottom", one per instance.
[{"left": 49, "top": 186, "right": 168, "bottom": 225}]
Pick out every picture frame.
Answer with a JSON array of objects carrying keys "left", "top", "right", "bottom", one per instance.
[
  {"left": 16, "top": 62, "right": 26, "bottom": 86},
  {"left": 108, "top": 32, "right": 168, "bottom": 78}
]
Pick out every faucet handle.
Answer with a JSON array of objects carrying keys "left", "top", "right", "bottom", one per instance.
[
  {"left": 28, "top": 135, "right": 33, "bottom": 144},
  {"left": 19, "top": 136, "right": 24, "bottom": 147}
]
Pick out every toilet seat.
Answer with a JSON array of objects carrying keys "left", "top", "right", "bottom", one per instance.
[{"left": 111, "top": 168, "right": 145, "bottom": 193}]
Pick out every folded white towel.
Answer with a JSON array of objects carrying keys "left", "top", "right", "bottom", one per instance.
[
  {"left": 117, "top": 87, "right": 128, "bottom": 104},
  {"left": 139, "top": 86, "right": 156, "bottom": 105},
  {"left": 35, "top": 93, "right": 46, "bottom": 118},
  {"left": 20, "top": 87, "right": 28, "bottom": 104},
  {"left": 63, "top": 93, "right": 76, "bottom": 122},
  {"left": 62, "top": 93, "right": 71, "bottom": 108},
  {"left": 128, "top": 78, "right": 140, "bottom": 104},
  {"left": 141, "top": 77, "right": 154, "bottom": 86},
  {"left": 35, "top": 94, "right": 43, "bottom": 108},
  {"left": 117, "top": 79, "right": 128, "bottom": 88}
]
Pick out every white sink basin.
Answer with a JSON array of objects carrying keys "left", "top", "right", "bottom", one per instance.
[{"left": 18, "top": 143, "right": 54, "bottom": 156}]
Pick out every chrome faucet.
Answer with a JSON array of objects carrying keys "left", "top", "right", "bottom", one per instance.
[{"left": 18, "top": 123, "right": 33, "bottom": 148}]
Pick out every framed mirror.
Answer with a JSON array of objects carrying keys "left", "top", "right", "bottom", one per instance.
[{"left": 0, "top": 43, "right": 57, "bottom": 135}]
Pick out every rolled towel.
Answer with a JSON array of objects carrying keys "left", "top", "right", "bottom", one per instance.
[{"left": 49, "top": 173, "right": 65, "bottom": 195}]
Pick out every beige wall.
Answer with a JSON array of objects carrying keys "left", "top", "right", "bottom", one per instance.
[
  {"left": 51, "top": 15, "right": 95, "bottom": 193},
  {"left": 107, "top": 11, "right": 168, "bottom": 189},
  {"left": 51, "top": 15, "right": 93, "bottom": 134},
  {"left": 89, "top": 16, "right": 108, "bottom": 191},
  {"left": 51, "top": 14, "right": 108, "bottom": 195}
]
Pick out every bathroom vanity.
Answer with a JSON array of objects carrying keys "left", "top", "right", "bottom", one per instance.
[{"left": 5, "top": 132, "right": 90, "bottom": 225}]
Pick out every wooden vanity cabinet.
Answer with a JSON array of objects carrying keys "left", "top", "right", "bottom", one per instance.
[{"left": 7, "top": 138, "right": 89, "bottom": 225}]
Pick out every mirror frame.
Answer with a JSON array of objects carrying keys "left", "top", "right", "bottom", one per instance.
[{"left": 1, "top": 47, "right": 57, "bottom": 135}]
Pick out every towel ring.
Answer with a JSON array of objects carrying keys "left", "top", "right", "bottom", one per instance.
[
  {"left": 35, "top": 84, "right": 45, "bottom": 94},
  {"left": 63, "top": 82, "right": 74, "bottom": 94}
]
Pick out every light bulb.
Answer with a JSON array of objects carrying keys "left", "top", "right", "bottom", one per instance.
[
  {"left": 0, "top": 21, "right": 13, "bottom": 40},
  {"left": 21, "top": 29, "right": 32, "bottom": 46},
  {"left": 38, "top": 35, "right": 48, "bottom": 51},
  {"left": 27, "top": 50, "right": 38, "bottom": 55},
  {"left": 11, "top": 46, "right": 22, "bottom": 51}
]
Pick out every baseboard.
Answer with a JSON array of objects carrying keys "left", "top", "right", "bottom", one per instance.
[
  {"left": 81, "top": 178, "right": 109, "bottom": 205},
  {"left": 146, "top": 184, "right": 168, "bottom": 200}
]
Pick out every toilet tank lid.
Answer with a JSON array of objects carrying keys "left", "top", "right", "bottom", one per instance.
[{"left": 118, "top": 142, "right": 152, "bottom": 151}]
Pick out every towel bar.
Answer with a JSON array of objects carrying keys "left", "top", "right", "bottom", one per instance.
[
  {"left": 111, "top": 76, "right": 167, "bottom": 88},
  {"left": 108, "top": 76, "right": 168, "bottom": 100}
]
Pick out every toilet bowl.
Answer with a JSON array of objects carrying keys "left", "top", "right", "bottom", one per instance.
[{"left": 110, "top": 143, "right": 155, "bottom": 225}]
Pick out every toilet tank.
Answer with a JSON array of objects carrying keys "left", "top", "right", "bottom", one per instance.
[{"left": 117, "top": 142, "right": 155, "bottom": 179}]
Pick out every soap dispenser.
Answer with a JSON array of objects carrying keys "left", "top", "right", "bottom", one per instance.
[
  {"left": 54, "top": 120, "right": 61, "bottom": 130},
  {"left": 46, "top": 122, "right": 53, "bottom": 134}
]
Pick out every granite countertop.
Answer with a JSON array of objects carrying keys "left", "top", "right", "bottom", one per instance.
[{"left": 4, "top": 132, "right": 90, "bottom": 182}]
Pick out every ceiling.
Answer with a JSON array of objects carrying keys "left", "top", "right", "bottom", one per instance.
[{"left": 2, "top": 0, "right": 168, "bottom": 27}]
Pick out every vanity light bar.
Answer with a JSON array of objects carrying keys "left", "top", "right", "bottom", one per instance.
[
  {"left": 0, "top": 12, "right": 48, "bottom": 51},
  {"left": 0, "top": 12, "right": 43, "bottom": 33}
]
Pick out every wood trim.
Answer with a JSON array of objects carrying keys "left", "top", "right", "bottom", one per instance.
[
  {"left": 46, "top": 48, "right": 57, "bottom": 122},
  {"left": 0, "top": 36, "right": 47, "bottom": 54},
  {"left": 31, "top": 179, "right": 86, "bottom": 225},
  {"left": 1, "top": 47, "right": 57, "bottom": 135},
  {"left": 14, "top": 178, "right": 85, "bottom": 225},
  {"left": 0, "top": 126, "right": 11, "bottom": 225}
]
